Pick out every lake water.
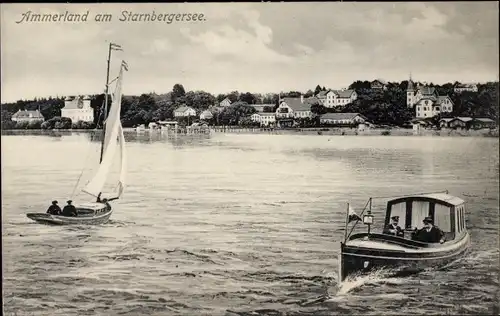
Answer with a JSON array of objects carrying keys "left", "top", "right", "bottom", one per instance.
[{"left": 2, "top": 131, "right": 499, "bottom": 315}]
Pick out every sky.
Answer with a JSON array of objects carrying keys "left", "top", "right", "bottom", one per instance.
[{"left": 1, "top": 2, "right": 498, "bottom": 103}]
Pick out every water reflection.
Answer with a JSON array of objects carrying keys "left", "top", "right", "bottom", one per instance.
[
  {"left": 34, "top": 129, "right": 216, "bottom": 147},
  {"left": 125, "top": 131, "right": 212, "bottom": 147}
]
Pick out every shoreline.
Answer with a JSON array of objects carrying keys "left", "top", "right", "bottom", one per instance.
[{"left": 1, "top": 127, "right": 498, "bottom": 137}]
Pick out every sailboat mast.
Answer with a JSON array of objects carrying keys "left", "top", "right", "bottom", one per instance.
[{"left": 99, "top": 43, "right": 113, "bottom": 164}]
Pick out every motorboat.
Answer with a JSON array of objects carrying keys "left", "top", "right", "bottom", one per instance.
[{"left": 339, "top": 191, "right": 471, "bottom": 282}]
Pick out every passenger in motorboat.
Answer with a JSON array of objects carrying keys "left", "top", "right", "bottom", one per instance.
[
  {"left": 411, "top": 217, "right": 445, "bottom": 244},
  {"left": 46, "top": 200, "right": 61, "bottom": 215},
  {"left": 383, "top": 215, "right": 404, "bottom": 237},
  {"left": 61, "top": 200, "right": 78, "bottom": 217}
]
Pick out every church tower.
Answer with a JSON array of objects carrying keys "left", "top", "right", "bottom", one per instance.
[{"left": 407, "top": 74, "right": 415, "bottom": 108}]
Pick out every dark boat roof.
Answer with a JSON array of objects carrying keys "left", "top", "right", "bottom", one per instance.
[{"left": 388, "top": 193, "right": 465, "bottom": 206}]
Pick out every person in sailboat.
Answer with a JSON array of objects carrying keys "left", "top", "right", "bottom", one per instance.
[
  {"left": 96, "top": 194, "right": 117, "bottom": 211},
  {"left": 61, "top": 200, "right": 78, "bottom": 217},
  {"left": 46, "top": 200, "right": 61, "bottom": 215},
  {"left": 383, "top": 216, "right": 404, "bottom": 237},
  {"left": 102, "top": 198, "right": 115, "bottom": 211},
  {"left": 411, "top": 217, "right": 445, "bottom": 244}
]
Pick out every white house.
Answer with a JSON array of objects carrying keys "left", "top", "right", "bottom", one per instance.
[
  {"left": 275, "top": 97, "right": 313, "bottom": 119},
  {"left": 174, "top": 106, "right": 197, "bottom": 118},
  {"left": 61, "top": 95, "right": 93, "bottom": 122},
  {"left": 250, "top": 112, "right": 276, "bottom": 126},
  {"left": 407, "top": 79, "right": 454, "bottom": 118},
  {"left": 199, "top": 110, "right": 214, "bottom": 120},
  {"left": 454, "top": 83, "right": 478, "bottom": 93},
  {"left": 319, "top": 112, "right": 367, "bottom": 125},
  {"left": 414, "top": 95, "right": 454, "bottom": 119},
  {"left": 220, "top": 97, "right": 232, "bottom": 107},
  {"left": 323, "top": 89, "right": 358, "bottom": 108},
  {"left": 11, "top": 109, "right": 45, "bottom": 122}
]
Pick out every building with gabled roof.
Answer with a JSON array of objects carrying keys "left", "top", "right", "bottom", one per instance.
[
  {"left": 454, "top": 83, "right": 478, "bottom": 93},
  {"left": 174, "top": 105, "right": 197, "bottom": 118},
  {"left": 275, "top": 96, "right": 314, "bottom": 126},
  {"left": 319, "top": 112, "right": 367, "bottom": 125},
  {"left": 318, "top": 89, "right": 358, "bottom": 108},
  {"left": 250, "top": 112, "right": 276, "bottom": 126},
  {"left": 316, "top": 90, "right": 329, "bottom": 104},
  {"left": 219, "top": 97, "right": 231, "bottom": 107},
  {"left": 199, "top": 109, "right": 214, "bottom": 120},
  {"left": 407, "top": 77, "right": 454, "bottom": 118},
  {"left": 11, "top": 109, "right": 45, "bottom": 122},
  {"left": 61, "top": 95, "right": 93, "bottom": 123},
  {"left": 371, "top": 79, "right": 388, "bottom": 90}
]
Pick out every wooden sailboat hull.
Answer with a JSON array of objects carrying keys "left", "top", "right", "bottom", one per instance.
[
  {"left": 26, "top": 204, "right": 113, "bottom": 225},
  {"left": 339, "top": 232, "right": 471, "bottom": 282}
]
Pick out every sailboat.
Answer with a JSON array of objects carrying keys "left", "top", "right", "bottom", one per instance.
[{"left": 26, "top": 44, "right": 128, "bottom": 225}]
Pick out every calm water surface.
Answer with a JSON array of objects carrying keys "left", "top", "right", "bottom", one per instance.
[{"left": 2, "top": 131, "right": 499, "bottom": 315}]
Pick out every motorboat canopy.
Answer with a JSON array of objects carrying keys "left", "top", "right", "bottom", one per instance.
[{"left": 384, "top": 193, "right": 467, "bottom": 241}]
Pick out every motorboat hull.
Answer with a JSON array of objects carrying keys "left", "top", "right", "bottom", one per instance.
[
  {"left": 26, "top": 203, "right": 113, "bottom": 225},
  {"left": 339, "top": 232, "right": 471, "bottom": 282}
]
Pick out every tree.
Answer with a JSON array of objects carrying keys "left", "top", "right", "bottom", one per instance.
[
  {"left": 284, "top": 91, "right": 302, "bottom": 98},
  {"left": 55, "top": 117, "right": 72, "bottom": 129},
  {"left": 314, "top": 85, "right": 322, "bottom": 96},
  {"left": 91, "top": 93, "right": 112, "bottom": 125},
  {"left": 186, "top": 91, "right": 217, "bottom": 110},
  {"left": 217, "top": 101, "right": 257, "bottom": 125},
  {"left": 28, "top": 120, "right": 42, "bottom": 129},
  {"left": 240, "top": 92, "right": 257, "bottom": 105},
  {"left": 238, "top": 116, "right": 255, "bottom": 127},
  {"left": 349, "top": 80, "right": 371, "bottom": 90},
  {"left": 15, "top": 120, "right": 30, "bottom": 129},
  {"left": 172, "top": 84, "right": 186, "bottom": 102},
  {"left": 227, "top": 91, "right": 239, "bottom": 103},
  {"left": 311, "top": 103, "right": 327, "bottom": 115},
  {"left": 216, "top": 94, "right": 226, "bottom": 103}
]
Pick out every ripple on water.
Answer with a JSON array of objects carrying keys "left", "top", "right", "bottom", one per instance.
[{"left": 2, "top": 133, "right": 499, "bottom": 315}]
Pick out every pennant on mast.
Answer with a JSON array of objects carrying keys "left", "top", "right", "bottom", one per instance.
[
  {"left": 348, "top": 205, "right": 362, "bottom": 223},
  {"left": 121, "top": 60, "right": 129, "bottom": 71},
  {"left": 110, "top": 43, "right": 123, "bottom": 51}
]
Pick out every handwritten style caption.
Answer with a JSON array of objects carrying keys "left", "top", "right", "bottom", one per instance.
[{"left": 16, "top": 10, "right": 206, "bottom": 24}]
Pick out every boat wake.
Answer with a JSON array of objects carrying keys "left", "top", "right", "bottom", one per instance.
[
  {"left": 332, "top": 265, "right": 435, "bottom": 297},
  {"left": 335, "top": 268, "right": 392, "bottom": 295},
  {"left": 436, "top": 248, "right": 498, "bottom": 271},
  {"left": 330, "top": 249, "right": 497, "bottom": 302}
]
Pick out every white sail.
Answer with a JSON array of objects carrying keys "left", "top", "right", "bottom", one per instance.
[
  {"left": 111, "top": 123, "right": 127, "bottom": 199},
  {"left": 82, "top": 64, "right": 126, "bottom": 198}
]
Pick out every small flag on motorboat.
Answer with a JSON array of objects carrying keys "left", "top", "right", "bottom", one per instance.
[
  {"left": 348, "top": 205, "right": 362, "bottom": 223},
  {"left": 121, "top": 60, "right": 129, "bottom": 71},
  {"left": 111, "top": 43, "right": 123, "bottom": 51}
]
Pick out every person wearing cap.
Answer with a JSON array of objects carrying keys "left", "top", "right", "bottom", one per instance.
[
  {"left": 411, "top": 217, "right": 445, "bottom": 243},
  {"left": 96, "top": 194, "right": 117, "bottom": 212},
  {"left": 46, "top": 200, "right": 61, "bottom": 215},
  {"left": 101, "top": 198, "right": 112, "bottom": 211},
  {"left": 61, "top": 200, "right": 78, "bottom": 217},
  {"left": 383, "top": 216, "right": 404, "bottom": 237}
]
